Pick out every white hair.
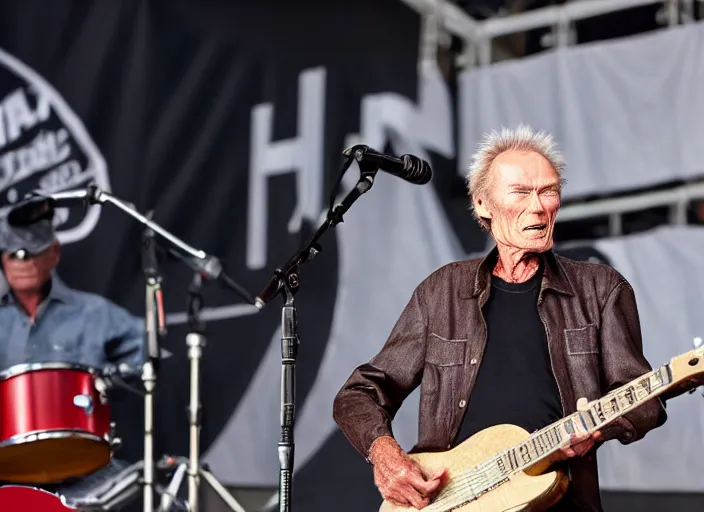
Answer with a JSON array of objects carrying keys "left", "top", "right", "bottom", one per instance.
[{"left": 466, "top": 124, "right": 566, "bottom": 230}]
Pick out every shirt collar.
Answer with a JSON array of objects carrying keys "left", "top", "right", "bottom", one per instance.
[{"left": 47, "top": 273, "right": 74, "bottom": 303}]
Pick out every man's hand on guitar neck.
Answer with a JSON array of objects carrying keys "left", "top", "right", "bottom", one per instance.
[
  {"left": 369, "top": 436, "right": 447, "bottom": 510},
  {"left": 552, "top": 397, "right": 604, "bottom": 462},
  {"left": 553, "top": 430, "right": 603, "bottom": 461}
]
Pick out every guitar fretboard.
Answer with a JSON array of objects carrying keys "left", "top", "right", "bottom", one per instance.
[
  {"left": 427, "top": 351, "right": 700, "bottom": 512},
  {"left": 492, "top": 364, "right": 672, "bottom": 476}
]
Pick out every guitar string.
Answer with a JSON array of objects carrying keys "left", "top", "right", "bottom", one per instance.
[
  {"left": 428, "top": 453, "right": 513, "bottom": 509},
  {"left": 428, "top": 422, "right": 577, "bottom": 510}
]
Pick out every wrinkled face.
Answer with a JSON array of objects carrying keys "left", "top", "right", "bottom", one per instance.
[
  {"left": 474, "top": 150, "right": 561, "bottom": 253},
  {"left": 2, "top": 242, "right": 60, "bottom": 294}
]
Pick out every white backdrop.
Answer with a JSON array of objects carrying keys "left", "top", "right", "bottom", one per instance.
[
  {"left": 594, "top": 226, "right": 704, "bottom": 491},
  {"left": 459, "top": 22, "right": 704, "bottom": 199}
]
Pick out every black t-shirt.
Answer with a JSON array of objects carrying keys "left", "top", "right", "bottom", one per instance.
[{"left": 456, "top": 264, "right": 563, "bottom": 444}]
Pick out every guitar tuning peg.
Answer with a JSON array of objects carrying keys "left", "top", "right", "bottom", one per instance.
[{"left": 694, "top": 337, "right": 703, "bottom": 349}]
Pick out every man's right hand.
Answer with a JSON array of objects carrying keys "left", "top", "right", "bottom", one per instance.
[{"left": 369, "top": 436, "right": 446, "bottom": 510}]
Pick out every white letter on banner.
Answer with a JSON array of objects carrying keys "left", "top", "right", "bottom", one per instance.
[
  {"left": 247, "top": 67, "right": 326, "bottom": 270},
  {"left": 3, "top": 88, "right": 38, "bottom": 143},
  {"left": 351, "top": 63, "right": 454, "bottom": 163}
]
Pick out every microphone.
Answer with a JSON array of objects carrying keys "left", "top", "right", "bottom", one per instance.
[
  {"left": 10, "top": 187, "right": 105, "bottom": 227},
  {"left": 99, "top": 363, "right": 145, "bottom": 396},
  {"left": 7, "top": 196, "right": 56, "bottom": 226},
  {"left": 141, "top": 225, "right": 159, "bottom": 279},
  {"left": 342, "top": 144, "right": 432, "bottom": 185},
  {"left": 142, "top": 225, "right": 167, "bottom": 337}
]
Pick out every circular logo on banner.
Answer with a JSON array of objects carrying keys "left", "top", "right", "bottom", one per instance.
[{"left": 0, "top": 48, "right": 109, "bottom": 244}]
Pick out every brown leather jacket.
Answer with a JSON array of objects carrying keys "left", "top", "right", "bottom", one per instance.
[{"left": 333, "top": 248, "right": 666, "bottom": 511}]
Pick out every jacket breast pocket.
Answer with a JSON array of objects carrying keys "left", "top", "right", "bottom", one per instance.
[
  {"left": 426, "top": 333, "right": 466, "bottom": 367},
  {"left": 420, "top": 333, "right": 466, "bottom": 437},
  {"left": 564, "top": 325, "right": 599, "bottom": 356}
]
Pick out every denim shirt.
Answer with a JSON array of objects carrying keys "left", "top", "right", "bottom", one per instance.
[{"left": 0, "top": 274, "right": 145, "bottom": 373}]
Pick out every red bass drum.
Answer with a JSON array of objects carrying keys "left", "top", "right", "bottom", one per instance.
[
  {"left": 0, "top": 486, "right": 76, "bottom": 512},
  {"left": 0, "top": 363, "right": 113, "bottom": 484}
]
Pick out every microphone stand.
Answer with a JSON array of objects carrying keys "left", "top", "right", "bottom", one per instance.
[
  {"left": 256, "top": 157, "right": 379, "bottom": 512},
  {"left": 31, "top": 184, "right": 254, "bottom": 303}
]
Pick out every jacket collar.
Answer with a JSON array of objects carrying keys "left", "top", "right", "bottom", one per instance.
[{"left": 463, "top": 246, "right": 575, "bottom": 299}]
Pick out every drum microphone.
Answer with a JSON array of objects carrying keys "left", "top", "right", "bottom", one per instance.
[
  {"left": 101, "top": 363, "right": 144, "bottom": 394},
  {"left": 7, "top": 196, "right": 57, "bottom": 226},
  {"left": 342, "top": 144, "right": 433, "bottom": 185}
]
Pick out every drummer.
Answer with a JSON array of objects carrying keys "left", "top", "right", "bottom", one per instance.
[
  {"left": 0, "top": 197, "right": 145, "bottom": 498},
  {"left": 0, "top": 197, "right": 145, "bottom": 372}
]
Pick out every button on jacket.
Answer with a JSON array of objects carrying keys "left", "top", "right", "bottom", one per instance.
[{"left": 333, "top": 248, "right": 666, "bottom": 511}]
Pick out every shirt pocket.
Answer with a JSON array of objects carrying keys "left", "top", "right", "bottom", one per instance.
[
  {"left": 564, "top": 324, "right": 599, "bottom": 355},
  {"left": 426, "top": 333, "right": 467, "bottom": 367}
]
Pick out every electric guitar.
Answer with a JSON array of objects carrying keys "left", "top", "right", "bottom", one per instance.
[{"left": 379, "top": 339, "right": 704, "bottom": 512}]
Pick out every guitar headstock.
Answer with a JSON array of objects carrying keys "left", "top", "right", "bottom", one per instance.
[{"left": 663, "top": 337, "right": 704, "bottom": 399}]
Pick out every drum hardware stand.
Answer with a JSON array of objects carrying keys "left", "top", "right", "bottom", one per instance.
[
  {"left": 253, "top": 149, "right": 379, "bottom": 512},
  {"left": 142, "top": 221, "right": 166, "bottom": 512},
  {"left": 28, "top": 187, "right": 257, "bottom": 511},
  {"left": 158, "top": 272, "right": 247, "bottom": 512}
]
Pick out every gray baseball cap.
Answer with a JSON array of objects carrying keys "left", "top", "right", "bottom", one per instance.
[{"left": 0, "top": 198, "right": 57, "bottom": 255}]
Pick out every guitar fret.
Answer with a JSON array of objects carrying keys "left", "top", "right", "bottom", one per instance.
[
  {"left": 540, "top": 431, "right": 551, "bottom": 450},
  {"left": 553, "top": 425, "right": 562, "bottom": 443},
  {"left": 546, "top": 431, "right": 554, "bottom": 448},
  {"left": 564, "top": 418, "right": 575, "bottom": 436},
  {"left": 547, "top": 428, "right": 558, "bottom": 447},
  {"left": 627, "top": 386, "right": 637, "bottom": 405},
  {"left": 509, "top": 448, "right": 519, "bottom": 469},
  {"left": 538, "top": 431, "right": 551, "bottom": 451},
  {"left": 639, "top": 377, "right": 651, "bottom": 393},
  {"left": 519, "top": 443, "right": 532, "bottom": 464},
  {"left": 594, "top": 401, "right": 605, "bottom": 422},
  {"left": 607, "top": 397, "right": 619, "bottom": 415},
  {"left": 496, "top": 454, "right": 508, "bottom": 475}
]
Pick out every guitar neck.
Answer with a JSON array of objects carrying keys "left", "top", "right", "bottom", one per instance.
[{"left": 493, "top": 364, "right": 672, "bottom": 473}]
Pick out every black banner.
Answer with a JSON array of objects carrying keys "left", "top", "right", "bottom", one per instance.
[{"left": 0, "top": 0, "right": 425, "bottom": 510}]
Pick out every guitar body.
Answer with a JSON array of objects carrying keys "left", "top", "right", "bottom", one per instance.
[{"left": 379, "top": 425, "right": 568, "bottom": 512}]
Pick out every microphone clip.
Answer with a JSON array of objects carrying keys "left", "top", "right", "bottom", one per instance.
[{"left": 344, "top": 145, "right": 382, "bottom": 177}]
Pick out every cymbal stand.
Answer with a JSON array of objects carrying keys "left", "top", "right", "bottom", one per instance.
[{"left": 158, "top": 273, "right": 247, "bottom": 512}]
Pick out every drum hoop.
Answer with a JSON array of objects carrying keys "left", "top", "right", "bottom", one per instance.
[
  {"left": 0, "top": 362, "right": 101, "bottom": 381},
  {"left": 0, "top": 429, "right": 108, "bottom": 448}
]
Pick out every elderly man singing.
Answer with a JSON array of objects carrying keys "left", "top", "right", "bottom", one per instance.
[{"left": 333, "top": 126, "right": 666, "bottom": 511}]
